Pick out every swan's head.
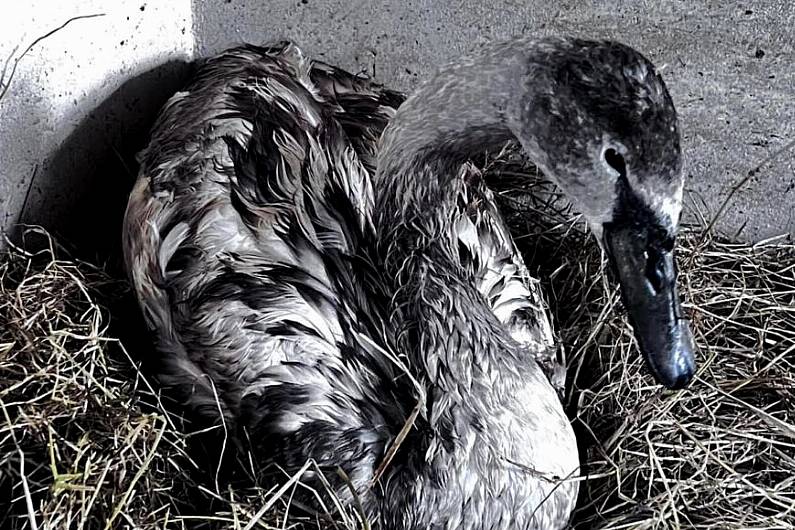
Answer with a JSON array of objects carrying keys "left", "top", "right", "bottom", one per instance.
[{"left": 516, "top": 39, "right": 695, "bottom": 389}]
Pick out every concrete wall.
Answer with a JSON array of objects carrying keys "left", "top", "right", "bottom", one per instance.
[
  {"left": 1, "top": 1, "right": 793, "bottom": 261},
  {"left": 0, "top": 1, "right": 193, "bottom": 259},
  {"left": 195, "top": 0, "right": 795, "bottom": 243}
]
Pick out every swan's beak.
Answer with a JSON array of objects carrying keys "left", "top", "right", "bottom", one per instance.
[{"left": 603, "top": 224, "right": 695, "bottom": 389}]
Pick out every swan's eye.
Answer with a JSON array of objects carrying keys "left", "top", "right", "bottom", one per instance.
[{"left": 603, "top": 148, "right": 627, "bottom": 178}]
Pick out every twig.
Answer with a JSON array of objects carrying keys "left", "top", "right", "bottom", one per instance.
[
  {"left": 241, "top": 459, "right": 314, "bottom": 530},
  {"left": 104, "top": 415, "right": 167, "bottom": 530},
  {"left": 1, "top": 401, "right": 40, "bottom": 530},
  {"left": 0, "top": 13, "right": 105, "bottom": 102}
]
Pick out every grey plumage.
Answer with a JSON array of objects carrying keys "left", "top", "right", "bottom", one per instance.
[{"left": 124, "top": 36, "right": 690, "bottom": 529}]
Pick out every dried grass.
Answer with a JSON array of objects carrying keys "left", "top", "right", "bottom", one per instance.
[
  {"left": 1, "top": 147, "right": 793, "bottom": 529},
  {"left": 0, "top": 230, "right": 355, "bottom": 529}
]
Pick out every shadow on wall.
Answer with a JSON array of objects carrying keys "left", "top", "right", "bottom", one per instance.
[{"left": 17, "top": 59, "right": 193, "bottom": 272}]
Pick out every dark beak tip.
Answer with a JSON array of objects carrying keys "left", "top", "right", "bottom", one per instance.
[
  {"left": 653, "top": 343, "right": 696, "bottom": 390},
  {"left": 663, "top": 364, "right": 694, "bottom": 390},
  {"left": 604, "top": 224, "right": 696, "bottom": 390}
]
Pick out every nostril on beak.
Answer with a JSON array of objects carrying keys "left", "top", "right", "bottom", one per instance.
[
  {"left": 645, "top": 257, "right": 666, "bottom": 293},
  {"left": 645, "top": 248, "right": 675, "bottom": 295}
]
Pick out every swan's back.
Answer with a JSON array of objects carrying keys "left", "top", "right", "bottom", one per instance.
[
  {"left": 125, "top": 43, "right": 409, "bottom": 489},
  {"left": 123, "top": 42, "right": 577, "bottom": 528}
]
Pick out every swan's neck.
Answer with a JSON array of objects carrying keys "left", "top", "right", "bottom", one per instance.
[
  {"left": 372, "top": 41, "right": 550, "bottom": 408},
  {"left": 376, "top": 41, "right": 531, "bottom": 224},
  {"left": 369, "top": 44, "right": 579, "bottom": 509}
]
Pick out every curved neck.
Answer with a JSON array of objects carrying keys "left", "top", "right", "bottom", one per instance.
[
  {"left": 370, "top": 40, "right": 550, "bottom": 414},
  {"left": 374, "top": 40, "right": 531, "bottom": 228}
]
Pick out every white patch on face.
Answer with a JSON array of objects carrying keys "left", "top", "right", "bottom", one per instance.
[
  {"left": 659, "top": 191, "right": 683, "bottom": 227},
  {"left": 622, "top": 148, "right": 684, "bottom": 231},
  {"left": 637, "top": 181, "right": 683, "bottom": 230}
]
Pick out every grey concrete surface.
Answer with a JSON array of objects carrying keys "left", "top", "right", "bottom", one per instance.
[
  {"left": 0, "top": 1, "right": 193, "bottom": 259},
  {"left": 196, "top": 0, "right": 795, "bottom": 242},
  {"left": 0, "top": 1, "right": 792, "bottom": 262}
]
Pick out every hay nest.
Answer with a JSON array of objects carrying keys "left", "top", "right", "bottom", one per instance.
[
  {"left": 1, "top": 152, "right": 794, "bottom": 528},
  {"left": 0, "top": 231, "right": 338, "bottom": 529},
  {"left": 0, "top": 231, "right": 188, "bottom": 529}
]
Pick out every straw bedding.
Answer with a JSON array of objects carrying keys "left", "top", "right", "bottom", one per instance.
[{"left": 1, "top": 154, "right": 793, "bottom": 529}]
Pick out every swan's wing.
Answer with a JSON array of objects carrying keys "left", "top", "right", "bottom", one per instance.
[
  {"left": 123, "top": 43, "right": 412, "bottom": 499},
  {"left": 308, "top": 60, "right": 405, "bottom": 175},
  {"left": 304, "top": 66, "right": 566, "bottom": 394},
  {"left": 453, "top": 164, "right": 566, "bottom": 395}
]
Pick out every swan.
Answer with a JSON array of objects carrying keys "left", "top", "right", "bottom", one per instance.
[{"left": 123, "top": 36, "right": 695, "bottom": 529}]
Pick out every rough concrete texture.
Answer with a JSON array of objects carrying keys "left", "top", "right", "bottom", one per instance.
[
  {"left": 195, "top": 0, "right": 795, "bottom": 242},
  {"left": 0, "top": 1, "right": 792, "bottom": 261},
  {"left": 0, "top": 1, "right": 193, "bottom": 259}
]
